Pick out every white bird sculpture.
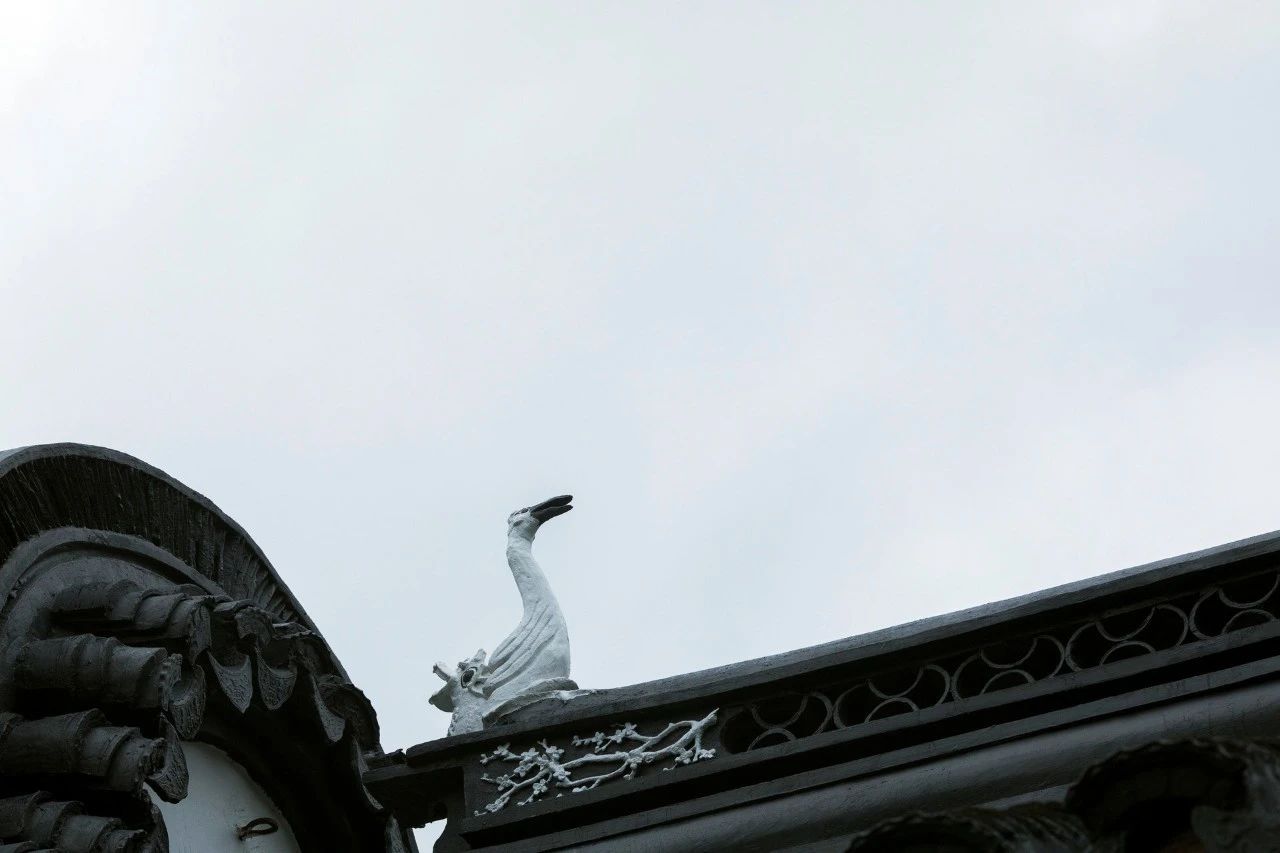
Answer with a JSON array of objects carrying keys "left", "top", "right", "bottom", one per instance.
[{"left": 430, "top": 495, "right": 582, "bottom": 735}]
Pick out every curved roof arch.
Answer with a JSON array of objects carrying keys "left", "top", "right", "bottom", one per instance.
[
  {"left": 0, "top": 443, "right": 412, "bottom": 851},
  {"left": 0, "top": 443, "right": 317, "bottom": 630}
]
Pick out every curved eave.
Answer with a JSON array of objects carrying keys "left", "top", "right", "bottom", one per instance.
[
  {"left": 0, "top": 442, "right": 322, "bottom": 635},
  {"left": 0, "top": 444, "right": 410, "bottom": 851}
]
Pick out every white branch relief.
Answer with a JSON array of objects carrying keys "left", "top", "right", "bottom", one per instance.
[{"left": 475, "top": 709, "right": 719, "bottom": 814}]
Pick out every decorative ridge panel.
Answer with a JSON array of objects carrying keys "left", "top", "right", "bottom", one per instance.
[
  {"left": 720, "top": 562, "right": 1280, "bottom": 752},
  {"left": 393, "top": 528, "right": 1280, "bottom": 766},
  {"left": 371, "top": 530, "right": 1280, "bottom": 848},
  {"left": 474, "top": 710, "right": 719, "bottom": 814}
]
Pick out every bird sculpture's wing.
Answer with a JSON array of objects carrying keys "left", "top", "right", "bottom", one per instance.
[{"left": 486, "top": 600, "right": 561, "bottom": 685}]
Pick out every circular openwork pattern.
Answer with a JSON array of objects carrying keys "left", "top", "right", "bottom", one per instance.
[
  {"left": 953, "top": 635, "right": 1065, "bottom": 700},
  {"left": 722, "top": 567, "right": 1280, "bottom": 754},
  {"left": 1066, "top": 605, "right": 1189, "bottom": 671},
  {"left": 1191, "top": 572, "right": 1280, "bottom": 639},
  {"left": 835, "top": 664, "right": 950, "bottom": 727},
  {"left": 733, "top": 692, "right": 834, "bottom": 750}
]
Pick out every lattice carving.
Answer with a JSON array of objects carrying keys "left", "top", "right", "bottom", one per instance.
[{"left": 724, "top": 567, "right": 1280, "bottom": 752}]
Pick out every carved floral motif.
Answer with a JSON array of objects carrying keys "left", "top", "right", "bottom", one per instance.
[{"left": 475, "top": 710, "right": 718, "bottom": 814}]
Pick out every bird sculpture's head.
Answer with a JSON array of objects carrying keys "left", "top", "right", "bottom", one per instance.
[
  {"left": 429, "top": 649, "right": 492, "bottom": 734},
  {"left": 507, "top": 494, "right": 573, "bottom": 540}
]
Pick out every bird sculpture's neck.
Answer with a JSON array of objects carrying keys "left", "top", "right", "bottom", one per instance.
[{"left": 505, "top": 527, "right": 561, "bottom": 617}]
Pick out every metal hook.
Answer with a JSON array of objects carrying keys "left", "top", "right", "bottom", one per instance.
[{"left": 236, "top": 817, "right": 279, "bottom": 839}]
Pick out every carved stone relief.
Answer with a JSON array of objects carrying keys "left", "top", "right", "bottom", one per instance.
[{"left": 475, "top": 710, "right": 719, "bottom": 814}]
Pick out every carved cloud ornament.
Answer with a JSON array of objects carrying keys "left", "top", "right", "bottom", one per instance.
[{"left": 430, "top": 495, "right": 587, "bottom": 735}]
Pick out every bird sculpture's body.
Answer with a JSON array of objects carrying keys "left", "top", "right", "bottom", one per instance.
[{"left": 430, "top": 495, "right": 582, "bottom": 735}]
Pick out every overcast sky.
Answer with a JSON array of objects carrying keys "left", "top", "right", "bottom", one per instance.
[{"left": 4, "top": 2, "right": 1280, "bottom": 845}]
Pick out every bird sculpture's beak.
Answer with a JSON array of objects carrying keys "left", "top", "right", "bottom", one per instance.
[{"left": 530, "top": 494, "right": 573, "bottom": 522}]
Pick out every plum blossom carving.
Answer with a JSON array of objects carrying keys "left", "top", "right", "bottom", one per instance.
[{"left": 475, "top": 710, "right": 718, "bottom": 814}]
